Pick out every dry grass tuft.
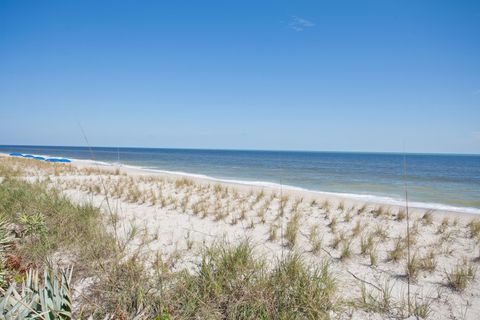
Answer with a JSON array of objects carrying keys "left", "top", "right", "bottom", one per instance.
[
  {"left": 372, "top": 206, "right": 387, "bottom": 218},
  {"left": 373, "top": 224, "right": 388, "bottom": 240},
  {"left": 406, "top": 252, "right": 420, "bottom": 281},
  {"left": 344, "top": 212, "right": 352, "bottom": 223},
  {"left": 357, "top": 204, "right": 367, "bottom": 215},
  {"left": 437, "top": 217, "right": 449, "bottom": 234},
  {"left": 387, "top": 238, "right": 405, "bottom": 263},
  {"left": 351, "top": 220, "right": 362, "bottom": 237},
  {"left": 419, "top": 249, "right": 437, "bottom": 272},
  {"left": 395, "top": 209, "right": 406, "bottom": 221},
  {"left": 445, "top": 258, "right": 477, "bottom": 291},
  {"left": 422, "top": 210, "right": 434, "bottom": 225},
  {"left": 339, "top": 240, "right": 352, "bottom": 261},
  {"left": 328, "top": 217, "right": 338, "bottom": 233},
  {"left": 468, "top": 219, "right": 480, "bottom": 240},
  {"left": 309, "top": 225, "right": 323, "bottom": 255},
  {"left": 285, "top": 211, "right": 302, "bottom": 249},
  {"left": 331, "top": 231, "right": 345, "bottom": 250},
  {"left": 360, "top": 233, "right": 374, "bottom": 255}
]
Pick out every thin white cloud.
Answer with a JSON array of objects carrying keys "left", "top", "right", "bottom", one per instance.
[{"left": 289, "top": 16, "right": 315, "bottom": 32}]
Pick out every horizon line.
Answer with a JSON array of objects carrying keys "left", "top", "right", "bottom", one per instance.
[{"left": 0, "top": 144, "right": 479, "bottom": 157}]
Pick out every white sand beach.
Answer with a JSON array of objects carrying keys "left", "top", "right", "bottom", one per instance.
[{"left": 1, "top": 154, "right": 480, "bottom": 319}]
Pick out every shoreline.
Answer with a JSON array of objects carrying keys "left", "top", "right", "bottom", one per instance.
[
  {"left": 72, "top": 156, "right": 480, "bottom": 217},
  {"left": 2, "top": 152, "right": 479, "bottom": 216}
]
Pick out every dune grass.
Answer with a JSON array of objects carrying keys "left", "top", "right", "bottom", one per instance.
[
  {"left": 357, "top": 280, "right": 433, "bottom": 318},
  {"left": 2, "top": 157, "right": 479, "bottom": 319},
  {"left": 285, "top": 211, "right": 302, "bottom": 248},
  {"left": 422, "top": 210, "right": 434, "bottom": 225},
  {"left": 0, "top": 162, "right": 340, "bottom": 318},
  {"left": 0, "top": 172, "right": 116, "bottom": 268},
  {"left": 360, "top": 233, "right": 374, "bottom": 255},
  {"left": 445, "top": 258, "right": 477, "bottom": 292},
  {"left": 468, "top": 219, "right": 480, "bottom": 241},
  {"left": 388, "top": 238, "right": 405, "bottom": 263},
  {"left": 168, "top": 243, "right": 337, "bottom": 319}
]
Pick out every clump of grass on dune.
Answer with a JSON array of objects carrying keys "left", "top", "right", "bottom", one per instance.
[
  {"left": 337, "top": 201, "right": 345, "bottom": 213},
  {"left": 330, "top": 230, "right": 345, "bottom": 250},
  {"left": 277, "top": 195, "right": 289, "bottom": 218},
  {"left": 468, "top": 219, "right": 480, "bottom": 241},
  {"left": 372, "top": 206, "right": 387, "bottom": 218},
  {"left": 344, "top": 212, "right": 352, "bottom": 223},
  {"left": 437, "top": 217, "right": 449, "bottom": 234},
  {"left": 339, "top": 240, "right": 352, "bottom": 261},
  {"left": 309, "top": 224, "right": 323, "bottom": 255},
  {"left": 169, "top": 242, "right": 337, "bottom": 319},
  {"left": 175, "top": 177, "right": 194, "bottom": 189},
  {"left": 445, "top": 258, "right": 477, "bottom": 292},
  {"left": 387, "top": 238, "right": 405, "bottom": 263},
  {"left": 420, "top": 249, "right": 437, "bottom": 272},
  {"left": 257, "top": 203, "right": 269, "bottom": 224},
  {"left": 285, "top": 211, "right": 302, "bottom": 248},
  {"left": 373, "top": 224, "right": 388, "bottom": 240},
  {"left": 321, "top": 199, "right": 330, "bottom": 212},
  {"left": 356, "top": 204, "right": 367, "bottom": 215},
  {"left": 81, "top": 253, "right": 163, "bottom": 318},
  {"left": 422, "top": 210, "right": 434, "bottom": 225},
  {"left": 395, "top": 209, "right": 406, "bottom": 221},
  {"left": 351, "top": 220, "right": 362, "bottom": 237},
  {"left": 406, "top": 252, "right": 420, "bottom": 281},
  {"left": 328, "top": 217, "right": 338, "bottom": 233},
  {"left": 360, "top": 232, "right": 374, "bottom": 255},
  {"left": 358, "top": 280, "right": 394, "bottom": 315},
  {"left": 358, "top": 280, "right": 433, "bottom": 318}
]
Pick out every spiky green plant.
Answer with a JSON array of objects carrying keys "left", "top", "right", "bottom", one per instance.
[
  {"left": 18, "top": 213, "right": 47, "bottom": 238},
  {"left": 0, "top": 266, "right": 73, "bottom": 319},
  {"left": 0, "top": 215, "right": 13, "bottom": 289}
]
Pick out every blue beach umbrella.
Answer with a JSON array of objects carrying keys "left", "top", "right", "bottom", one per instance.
[
  {"left": 9, "top": 153, "right": 23, "bottom": 157},
  {"left": 23, "top": 154, "right": 35, "bottom": 158},
  {"left": 33, "top": 156, "right": 46, "bottom": 161},
  {"left": 46, "top": 158, "right": 72, "bottom": 163}
]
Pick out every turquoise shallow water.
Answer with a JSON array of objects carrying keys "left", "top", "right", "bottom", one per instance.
[{"left": 1, "top": 145, "right": 479, "bottom": 213}]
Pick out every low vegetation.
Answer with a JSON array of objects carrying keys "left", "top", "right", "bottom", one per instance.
[
  {"left": 285, "top": 211, "right": 301, "bottom": 248},
  {"left": 0, "top": 161, "right": 339, "bottom": 318},
  {"left": 445, "top": 259, "right": 477, "bottom": 292},
  {"left": 388, "top": 238, "right": 405, "bottom": 263},
  {"left": 1, "top": 156, "right": 479, "bottom": 319},
  {"left": 169, "top": 244, "right": 336, "bottom": 319}
]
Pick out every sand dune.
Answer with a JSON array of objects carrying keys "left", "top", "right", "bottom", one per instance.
[{"left": 2, "top": 154, "right": 480, "bottom": 319}]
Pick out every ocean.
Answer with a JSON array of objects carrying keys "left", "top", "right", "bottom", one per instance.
[{"left": 1, "top": 145, "right": 479, "bottom": 213}]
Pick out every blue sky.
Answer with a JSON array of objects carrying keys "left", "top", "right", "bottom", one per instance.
[{"left": 1, "top": 0, "right": 479, "bottom": 153}]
